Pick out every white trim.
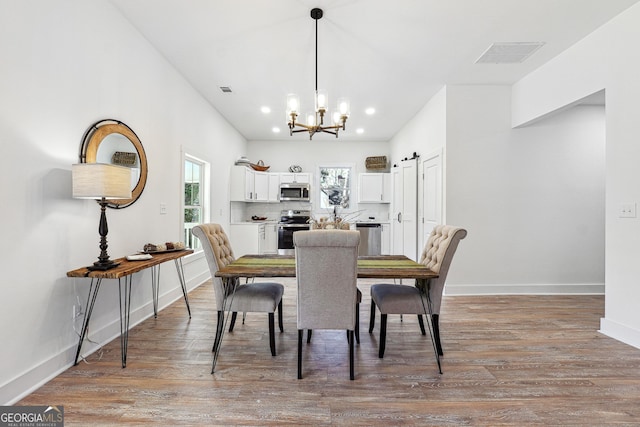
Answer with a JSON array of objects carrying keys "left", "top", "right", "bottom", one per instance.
[
  {"left": 0, "top": 276, "right": 210, "bottom": 405},
  {"left": 600, "top": 318, "right": 640, "bottom": 350},
  {"left": 445, "top": 282, "right": 605, "bottom": 295}
]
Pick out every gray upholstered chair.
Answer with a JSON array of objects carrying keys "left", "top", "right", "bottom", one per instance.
[
  {"left": 192, "top": 223, "right": 284, "bottom": 357},
  {"left": 294, "top": 229, "right": 360, "bottom": 380},
  {"left": 369, "top": 225, "right": 467, "bottom": 363}
]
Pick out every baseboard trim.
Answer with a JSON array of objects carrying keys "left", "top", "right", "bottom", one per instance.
[
  {"left": 599, "top": 318, "right": 640, "bottom": 350},
  {"left": 445, "top": 282, "right": 605, "bottom": 295},
  {"left": 1, "top": 276, "right": 209, "bottom": 405}
]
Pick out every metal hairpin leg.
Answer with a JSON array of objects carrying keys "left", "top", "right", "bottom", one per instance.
[
  {"left": 418, "top": 279, "right": 442, "bottom": 374},
  {"left": 118, "top": 276, "right": 133, "bottom": 368},
  {"left": 151, "top": 265, "right": 160, "bottom": 318},
  {"left": 74, "top": 278, "right": 103, "bottom": 365},
  {"left": 211, "top": 277, "right": 239, "bottom": 373},
  {"left": 174, "top": 258, "right": 191, "bottom": 318},
  {"left": 150, "top": 260, "right": 191, "bottom": 319}
]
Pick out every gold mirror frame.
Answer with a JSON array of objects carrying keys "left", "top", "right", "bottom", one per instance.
[{"left": 80, "top": 119, "right": 148, "bottom": 209}]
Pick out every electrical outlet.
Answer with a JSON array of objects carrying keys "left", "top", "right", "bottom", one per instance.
[
  {"left": 619, "top": 203, "right": 637, "bottom": 218},
  {"left": 160, "top": 203, "right": 167, "bottom": 215}
]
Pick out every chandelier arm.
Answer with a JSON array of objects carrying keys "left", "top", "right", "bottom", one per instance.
[{"left": 291, "top": 127, "right": 313, "bottom": 133}]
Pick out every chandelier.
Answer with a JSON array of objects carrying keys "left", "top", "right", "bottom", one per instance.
[{"left": 287, "top": 8, "right": 350, "bottom": 140}]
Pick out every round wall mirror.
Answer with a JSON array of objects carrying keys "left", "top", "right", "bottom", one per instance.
[{"left": 80, "top": 119, "right": 148, "bottom": 209}]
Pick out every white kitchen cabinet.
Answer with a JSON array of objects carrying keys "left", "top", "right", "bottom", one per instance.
[
  {"left": 358, "top": 173, "right": 391, "bottom": 203},
  {"left": 253, "top": 171, "right": 269, "bottom": 201},
  {"left": 381, "top": 223, "right": 391, "bottom": 255},
  {"left": 230, "top": 166, "right": 280, "bottom": 202},
  {"left": 260, "top": 223, "right": 278, "bottom": 254},
  {"left": 229, "top": 223, "right": 260, "bottom": 257},
  {"left": 230, "top": 222, "right": 278, "bottom": 256},
  {"left": 267, "top": 173, "right": 280, "bottom": 202},
  {"left": 280, "top": 172, "right": 310, "bottom": 184},
  {"left": 230, "top": 166, "right": 254, "bottom": 201}
]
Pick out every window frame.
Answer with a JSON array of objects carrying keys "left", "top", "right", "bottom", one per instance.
[{"left": 182, "top": 152, "right": 210, "bottom": 252}]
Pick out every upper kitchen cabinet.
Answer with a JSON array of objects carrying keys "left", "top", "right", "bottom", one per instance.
[
  {"left": 358, "top": 173, "right": 391, "bottom": 203},
  {"left": 280, "top": 172, "right": 310, "bottom": 184},
  {"left": 230, "top": 166, "right": 279, "bottom": 202}
]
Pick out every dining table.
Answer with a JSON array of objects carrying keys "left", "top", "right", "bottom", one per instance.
[{"left": 213, "top": 254, "right": 439, "bottom": 373}]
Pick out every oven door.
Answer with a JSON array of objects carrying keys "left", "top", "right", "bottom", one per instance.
[{"left": 278, "top": 224, "right": 310, "bottom": 255}]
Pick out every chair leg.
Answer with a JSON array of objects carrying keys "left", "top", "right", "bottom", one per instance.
[
  {"left": 355, "top": 303, "right": 360, "bottom": 344},
  {"left": 307, "top": 329, "right": 312, "bottom": 343},
  {"left": 432, "top": 314, "right": 443, "bottom": 356},
  {"left": 297, "top": 329, "right": 303, "bottom": 379},
  {"left": 379, "top": 314, "right": 387, "bottom": 358},
  {"left": 229, "top": 312, "right": 238, "bottom": 332},
  {"left": 268, "top": 312, "right": 276, "bottom": 356},
  {"left": 417, "top": 315, "right": 426, "bottom": 335},
  {"left": 369, "top": 300, "right": 376, "bottom": 333},
  {"left": 349, "top": 330, "right": 355, "bottom": 380},
  {"left": 277, "top": 300, "right": 284, "bottom": 332},
  {"left": 213, "top": 310, "right": 223, "bottom": 353}
]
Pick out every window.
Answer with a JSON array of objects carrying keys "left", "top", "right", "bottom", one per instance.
[
  {"left": 318, "top": 165, "right": 352, "bottom": 210},
  {"left": 183, "top": 155, "right": 208, "bottom": 250}
]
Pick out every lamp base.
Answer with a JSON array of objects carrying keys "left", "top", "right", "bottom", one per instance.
[{"left": 87, "top": 260, "right": 121, "bottom": 271}]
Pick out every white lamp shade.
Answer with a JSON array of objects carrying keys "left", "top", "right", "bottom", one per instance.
[
  {"left": 306, "top": 112, "right": 316, "bottom": 126},
  {"left": 286, "top": 93, "right": 300, "bottom": 114},
  {"left": 315, "top": 89, "right": 328, "bottom": 112},
  {"left": 72, "top": 163, "right": 132, "bottom": 199},
  {"left": 337, "top": 97, "right": 350, "bottom": 116}
]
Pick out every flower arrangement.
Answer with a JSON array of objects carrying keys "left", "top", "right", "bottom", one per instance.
[{"left": 308, "top": 207, "right": 364, "bottom": 230}]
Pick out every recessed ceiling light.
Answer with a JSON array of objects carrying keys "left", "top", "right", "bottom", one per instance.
[
  {"left": 261, "top": 106, "right": 271, "bottom": 114},
  {"left": 272, "top": 127, "right": 281, "bottom": 133},
  {"left": 356, "top": 128, "right": 364, "bottom": 134},
  {"left": 365, "top": 108, "right": 375, "bottom": 115}
]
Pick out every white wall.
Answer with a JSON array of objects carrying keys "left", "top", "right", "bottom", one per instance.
[
  {"left": 445, "top": 86, "right": 605, "bottom": 293},
  {"left": 0, "top": 0, "right": 245, "bottom": 404},
  {"left": 390, "top": 87, "right": 447, "bottom": 167},
  {"left": 390, "top": 85, "right": 606, "bottom": 295},
  {"left": 512, "top": 3, "right": 640, "bottom": 348}
]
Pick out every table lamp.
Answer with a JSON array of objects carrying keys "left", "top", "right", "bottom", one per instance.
[{"left": 72, "top": 163, "right": 132, "bottom": 270}]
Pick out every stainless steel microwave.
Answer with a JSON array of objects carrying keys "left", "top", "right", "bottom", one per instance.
[{"left": 279, "top": 182, "right": 310, "bottom": 202}]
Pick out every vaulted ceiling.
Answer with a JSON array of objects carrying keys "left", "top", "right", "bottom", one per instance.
[{"left": 111, "top": 0, "right": 638, "bottom": 141}]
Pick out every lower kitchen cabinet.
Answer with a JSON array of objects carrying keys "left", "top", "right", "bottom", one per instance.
[
  {"left": 260, "top": 223, "right": 278, "bottom": 254},
  {"left": 230, "top": 223, "right": 277, "bottom": 257}
]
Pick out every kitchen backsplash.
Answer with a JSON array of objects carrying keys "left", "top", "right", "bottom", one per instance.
[{"left": 232, "top": 201, "right": 390, "bottom": 223}]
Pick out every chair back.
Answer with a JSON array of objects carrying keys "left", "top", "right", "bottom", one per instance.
[
  {"left": 418, "top": 225, "right": 467, "bottom": 314},
  {"left": 192, "top": 223, "right": 235, "bottom": 310},
  {"left": 294, "top": 230, "right": 360, "bottom": 331}
]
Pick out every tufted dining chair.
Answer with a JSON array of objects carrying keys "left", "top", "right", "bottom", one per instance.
[
  {"left": 369, "top": 225, "right": 467, "bottom": 364},
  {"left": 192, "top": 223, "right": 284, "bottom": 357},
  {"left": 294, "top": 229, "right": 360, "bottom": 380}
]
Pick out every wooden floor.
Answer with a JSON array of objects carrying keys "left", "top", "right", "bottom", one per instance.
[{"left": 19, "top": 278, "right": 640, "bottom": 425}]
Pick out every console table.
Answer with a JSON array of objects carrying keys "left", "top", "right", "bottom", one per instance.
[{"left": 67, "top": 249, "right": 193, "bottom": 367}]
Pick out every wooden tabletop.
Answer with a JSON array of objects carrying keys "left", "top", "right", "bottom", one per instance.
[
  {"left": 215, "top": 254, "right": 438, "bottom": 280},
  {"left": 67, "top": 249, "right": 194, "bottom": 279}
]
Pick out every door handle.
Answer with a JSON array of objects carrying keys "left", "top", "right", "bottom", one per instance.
[{"left": 397, "top": 212, "right": 402, "bottom": 223}]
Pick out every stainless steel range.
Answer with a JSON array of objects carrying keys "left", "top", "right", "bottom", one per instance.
[{"left": 277, "top": 209, "right": 311, "bottom": 255}]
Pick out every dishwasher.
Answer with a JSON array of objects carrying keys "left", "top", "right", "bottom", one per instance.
[{"left": 356, "top": 223, "right": 382, "bottom": 256}]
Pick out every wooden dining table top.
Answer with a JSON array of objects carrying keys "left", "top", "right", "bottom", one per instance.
[{"left": 215, "top": 254, "right": 438, "bottom": 280}]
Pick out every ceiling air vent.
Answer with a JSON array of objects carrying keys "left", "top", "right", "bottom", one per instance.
[
  {"left": 219, "top": 86, "right": 232, "bottom": 93},
  {"left": 476, "top": 42, "right": 545, "bottom": 64}
]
